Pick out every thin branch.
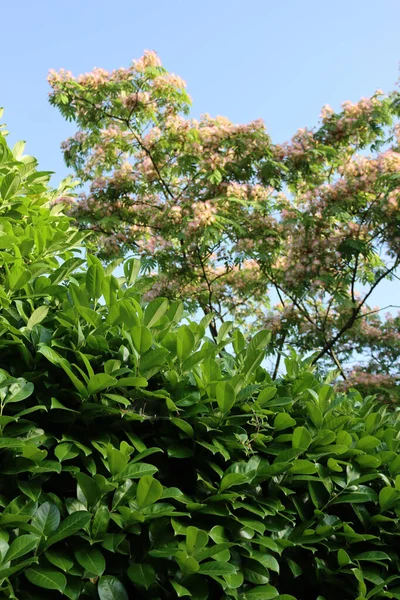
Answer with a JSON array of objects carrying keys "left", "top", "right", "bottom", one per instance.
[{"left": 311, "top": 261, "right": 400, "bottom": 365}]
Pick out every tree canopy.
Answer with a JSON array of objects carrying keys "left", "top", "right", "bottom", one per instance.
[{"left": 48, "top": 52, "right": 400, "bottom": 398}]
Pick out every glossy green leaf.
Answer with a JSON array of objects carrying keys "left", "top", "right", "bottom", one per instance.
[
  {"left": 75, "top": 545, "right": 106, "bottom": 576},
  {"left": 127, "top": 563, "right": 156, "bottom": 589},
  {"left": 45, "top": 511, "right": 91, "bottom": 548},
  {"left": 31, "top": 502, "right": 60, "bottom": 536},
  {"left": 25, "top": 567, "right": 66, "bottom": 593},
  {"left": 98, "top": 576, "right": 129, "bottom": 600},
  {"left": 4, "top": 534, "right": 39, "bottom": 562}
]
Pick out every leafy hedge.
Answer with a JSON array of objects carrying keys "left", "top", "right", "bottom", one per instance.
[{"left": 1, "top": 128, "right": 400, "bottom": 600}]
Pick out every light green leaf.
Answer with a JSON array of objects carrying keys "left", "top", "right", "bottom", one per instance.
[
  {"left": 144, "top": 297, "right": 169, "bottom": 328},
  {"left": 379, "top": 486, "right": 400, "bottom": 511},
  {"left": 27, "top": 306, "right": 49, "bottom": 329},
  {"left": 292, "top": 426, "right": 312, "bottom": 450},
  {"left": 86, "top": 264, "right": 104, "bottom": 299},
  {"left": 171, "top": 580, "right": 192, "bottom": 597},
  {"left": 131, "top": 326, "right": 152, "bottom": 354},
  {"left": 124, "top": 258, "right": 141, "bottom": 286},
  {"left": 88, "top": 373, "right": 117, "bottom": 396},
  {"left": 186, "top": 526, "right": 209, "bottom": 555},
  {"left": 1, "top": 173, "right": 21, "bottom": 200},
  {"left": 216, "top": 381, "right": 236, "bottom": 413},
  {"left": 176, "top": 325, "right": 195, "bottom": 362},
  {"left": 136, "top": 475, "right": 163, "bottom": 508},
  {"left": 274, "top": 413, "right": 296, "bottom": 431},
  {"left": 107, "top": 446, "right": 128, "bottom": 477}
]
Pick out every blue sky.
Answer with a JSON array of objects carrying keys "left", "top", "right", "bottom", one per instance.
[{"left": 1, "top": 0, "right": 400, "bottom": 309}]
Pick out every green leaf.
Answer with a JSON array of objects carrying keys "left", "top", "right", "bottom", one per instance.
[
  {"left": 169, "top": 418, "right": 194, "bottom": 439},
  {"left": 45, "top": 549, "right": 74, "bottom": 572},
  {"left": 25, "top": 567, "right": 67, "bottom": 593},
  {"left": 110, "top": 376, "right": 148, "bottom": 389},
  {"left": 127, "top": 563, "right": 156, "bottom": 589},
  {"left": 289, "top": 460, "right": 316, "bottom": 475},
  {"left": 198, "top": 561, "right": 237, "bottom": 575},
  {"left": 98, "top": 576, "right": 129, "bottom": 600},
  {"left": 140, "top": 348, "right": 169, "bottom": 373},
  {"left": 27, "top": 305, "right": 49, "bottom": 329},
  {"left": 4, "top": 534, "right": 39, "bottom": 562},
  {"left": 330, "top": 486, "right": 378, "bottom": 504},
  {"left": 86, "top": 264, "right": 104, "bottom": 299},
  {"left": 251, "top": 551, "right": 280, "bottom": 573},
  {"left": 76, "top": 472, "right": 101, "bottom": 507},
  {"left": 216, "top": 381, "right": 236, "bottom": 412},
  {"left": 38, "top": 346, "right": 87, "bottom": 396},
  {"left": 144, "top": 297, "right": 169, "bottom": 328},
  {"left": 232, "top": 329, "right": 246, "bottom": 354},
  {"left": 75, "top": 546, "right": 106, "bottom": 576},
  {"left": 186, "top": 526, "right": 209, "bottom": 555},
  {"left": 131, "top": 326, "right": 152, "bottom": 354},
  {"left": 292, "top": 426, "right": 312, "bottom": 450},
  {"left": 4, "top": 380, "right": 34, "bottom": 404},
  {"left": 177, "top": 325, "right": 195, "bottom": 362},
  {"left": 274, "top": 413, "right": 296, "bottom": 431},
  {"left": 220, "top": 472, "right": 252, "bottom": 491},
  {"left": 1, "top": 173, "right": 21, "bottom": 200},
  {"left": 7, "top": 263, "right": 31, "bottom": 291},
  {"left": 91, "top": 505, "right": 110, "bottom": 539},
  {"left": 379, "top": 486, "right": 400, "bottom": 511},
  {"left": 136, "top": 475, "right": 163, "bottom": 508},
  {"left": 354, "top": 551, "right": 390, "bottom": 562},
  {"left": 55, "top": 443, "right": 79, "bottom": 462},
  {"left": 45, "top": 511, "right": 91, "bottom": 548},
  {"left": 0, "top": 557, "right": 39, "bottom": 580},
  {"left": 257, "top": 387, "right": 278, "bottom": 405},
  {"left": 171, "top": 580, "right": 192, "bottom": 597},
  {"left": 124, "top": 258, "right": 141, "bottom": 286},
  {"left": 31, "top": 502, "right": 60, "bottom": 536},
  {"left": 107, "top": 446, "right": 128, "bottom": 477},
  {"left": 12, "top": 140, "right": 25, "bottom": 159},
  {"left": 117, "top": 462, "right": 158, "bottom": 480},
  {"left": 243, "top": 585, "right": 279, "bottom": 599},
  {"left": 337, "top": 549, "right": 351, "bottom": 567},
  {"left": 88, "top": 373, "right": 117, "bottom": 396},
  {"left": 355, "top": 436, "right": 381, "bottom": 452}
]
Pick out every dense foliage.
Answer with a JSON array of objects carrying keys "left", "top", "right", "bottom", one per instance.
[
  {"left": 48, "top": 52, "right": 400, "bottom": 396},
  {"left": 1, "top": 125, "right": 400, "bottom": 599}
]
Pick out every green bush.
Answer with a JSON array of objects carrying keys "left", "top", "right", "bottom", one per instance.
[{"left": 1, "top": 128, "right": 400, "bottom": 600}]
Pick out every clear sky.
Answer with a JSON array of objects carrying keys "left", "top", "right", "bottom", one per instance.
[{"left": 1, "top": 0, "right": 400, "bottom": 309}]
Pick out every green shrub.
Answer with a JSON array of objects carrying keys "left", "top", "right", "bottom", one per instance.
[{"left": 1, "top": 128, "right": 400, "bottom": 600}]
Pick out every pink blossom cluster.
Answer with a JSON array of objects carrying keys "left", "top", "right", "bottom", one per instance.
[
  {"left": 133, "top": 50, "right": 162, "bottom": 71},
  {"left": 187, "top": 201, "right": 218, "bottom": 231}
]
